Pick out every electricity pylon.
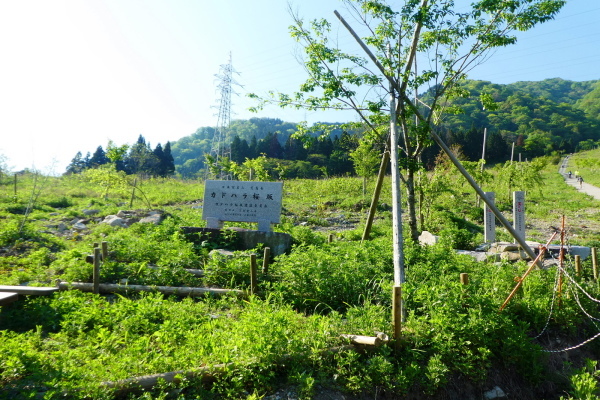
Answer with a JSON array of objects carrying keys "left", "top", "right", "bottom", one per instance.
[{"left": 210, "top": 53, "right": 241, "bottom": 172}]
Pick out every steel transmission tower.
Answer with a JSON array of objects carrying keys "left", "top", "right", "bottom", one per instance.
[{"left": 210, "top": 53, "right": 241, "bottom": 166}]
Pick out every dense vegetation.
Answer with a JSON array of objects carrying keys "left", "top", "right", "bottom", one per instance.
[{"left": 2, "top": 148, "right": 600, "bottom": 399}]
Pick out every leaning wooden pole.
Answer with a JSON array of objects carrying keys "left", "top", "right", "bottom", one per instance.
[
  {"left": 429, "top": 130, "right": 539, "bottom": 263},
  {"left": 334, "top": 8, "right": 538, "bottom": 263},
  {"left": 499, "top": 231, "right": 557, "bottom": 312},
  {"left": 362, "top": 150, "right": 390, "bottom": 242}
]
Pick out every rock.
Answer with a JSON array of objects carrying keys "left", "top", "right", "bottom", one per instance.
[
  {"left": 492, "top": 242, "right": 520, "bottom": 252},
  {"left": 101, "top": 215, "right": 127, "bottom": 228},
  {"left": 57, "top": 223, "right": 68, "bottom": 232},
  {"left": 209, "top": 249, "right": 235, "bottom": 259},
  {"left": 83, "top": 209, "right": 100, "bottom": 216},
  {"left": 456, "top": 250, "right": 490, "bottom": 262},
  {"left": 139, "top": 214, "right": 163, "bottom": 225},
  {"left": 484, "top": 386, "right": 506, "bottom": 399},
  {"left": 500, "top": 250, "right": 529, "bottom": 261},
  {"left": 569, "top": 245, "right": 592, "bottom": 260},
  {"left": 475, "top": 243, "right": 491, "bottom": 252},
  {"left": 419, "top": 231, "right": 440, "bottom": 246},
  {"left": 72, "top": 221, "right": 87, "bottom": 231},
  {"left": 116, "top": 210, "right": 135, "bottom": 218}
]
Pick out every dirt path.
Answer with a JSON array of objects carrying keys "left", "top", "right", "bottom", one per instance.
[{"left": 559, "top": 156, "right": 600, "bottom": 201}]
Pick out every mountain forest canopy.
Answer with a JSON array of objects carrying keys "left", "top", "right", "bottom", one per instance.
[{"left": 65, "top": 78, "right": 600, "bottom": 184}]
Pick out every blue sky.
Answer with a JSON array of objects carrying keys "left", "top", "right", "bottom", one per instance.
[{"left": 0, "top": 0, "right": 598, "bottom": 173}]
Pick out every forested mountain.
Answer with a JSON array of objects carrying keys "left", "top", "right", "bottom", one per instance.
[
  {"left": 425, "top": 78, "right": 600, "bottom": 160},
  {"left": 170, "top": 118, "right": 347, "bottom": 178},
  {"left": 65, "top": 78, "right": 599, "bottom": 179}
]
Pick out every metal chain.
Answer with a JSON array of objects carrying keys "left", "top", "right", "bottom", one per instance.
[
  {"left": 542, "top": 331, "right": 600, "bottom": 353},
  {"left": 533, "top": 233, "right": 600, "bottom": 352},
  {"left": 532, "top": 265, "right": 561, "bottom": 339}
]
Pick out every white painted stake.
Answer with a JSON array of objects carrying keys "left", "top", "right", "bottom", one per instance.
[
  {"left": 484, "top": 192, "right": 496, "bottom": 243},
  {"left": 513, "top": 191, "right": 526, "bottom": 243}
]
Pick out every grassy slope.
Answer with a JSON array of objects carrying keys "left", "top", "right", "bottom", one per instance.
[{"left": 1, "top": 159, "right": 600, "bottom": 399}]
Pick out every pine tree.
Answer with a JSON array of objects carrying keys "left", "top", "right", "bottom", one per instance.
[
  {"left": 162, "top": 142, "right": 175, "bottom": 176},
  {"left": 89, "top": 146, "right": 109, "bottom": 168},
  {"left": 65, "top": 151, "right": 86, "bottom": 175}
]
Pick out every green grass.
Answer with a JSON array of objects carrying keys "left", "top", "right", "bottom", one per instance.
[
  {"left": 569, "top": 148, "right": 600, "bottom": 188},
  {"left": 1, "top": 161, "right": 600, "bottom": 399}
]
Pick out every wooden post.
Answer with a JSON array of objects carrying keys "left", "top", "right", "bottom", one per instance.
[
  {"left": 328, "top": 233, "right": 334, "bottom": 244},
  {"left": 93, "top": 247, "right": 101, "bottom": 295},
  {"left": 13, "top": 174, "right": 17, "bottom": 197},
  {"left": 362, "top": 150, "right": 390, "bottom": 242},
  {"left": 130, "top": 178, "right": 137, "bottom": 208},
  {"left": 101, "top": 241, "right": 108, "bottom": 261},
  {"left": 262, "top": 247, "right": 270, "bottom": 274},
  {"left": 592, "top": 248, "right": 598, "bottom": 281},
  {"left": 392, "top": 285, "right": 402, "bottom": 352},
  {"left": 558, "top": 216, "right": 565, "bottom": 307},
  {"left": 460, "top": 273, "right": 469, "bottom": 285},
  {"left": 250, "top": 254, "right": 257, "bottom": 295},
  {"left": 575, "top": 255, "right": 582, "bottom": 278},
  {"left": 93, "top": 242, "right": 99, "bottom": 249}
]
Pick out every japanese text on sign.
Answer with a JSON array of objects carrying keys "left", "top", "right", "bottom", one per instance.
[{"left": 202, "top": 180, "right": 283, "bottom": 224}]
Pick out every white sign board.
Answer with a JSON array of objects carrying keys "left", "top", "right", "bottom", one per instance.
[
  {"left": 202, "top": 180, "right": 283, "bottom": 232},
  {"left": 484, "top": 191, "right": 495, "bottom": 243},
  {"left": 513, "top": 191, "right": 525, "bottom": 243}
]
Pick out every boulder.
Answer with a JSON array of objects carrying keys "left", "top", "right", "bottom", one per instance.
[
  {"left": 101, "top": 215, "right": 127, "bottom": 228},
  {"left": 139, "top": 213, "right": 163, "bottom": 225},
  {"left": 484, "top": 386, "right": 506, "bottom": 399},
  {"left": 83, "top": 209, "right": 100, "bottom": 216},
  {"left": 72, "top": 221, "right": 88, "bottom": 231},
  {"left": 419, "top": 231, "right": 440, "bottom": 246}
]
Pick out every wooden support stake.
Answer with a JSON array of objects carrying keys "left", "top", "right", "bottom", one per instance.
[
  {"left": 250, "top": 254, "right": 257, "bottom": 295},
  {"left": 101, "top": 241, "right": 108, "bottom": 261},
  {"left": 500, "top": 232, "right": 557, "bottom": 312},
  {"left": 392, "top": 285, "right": 402, "bottom": 352},
  {"left": 328, "top": 233, "right": 334, "bottom": 243},
  {"left": 460, "top": 273, "right": 469, "bottom": 285},
  {"left": 130, "top": 178, "right": 137, "bottom": 208},
  {"left": 592, "top": 248, "right": 598, "bottom": 281},
  {"left": 262, "top": 247, "right": 270, "bottom": 275},
  {"left": 93, "top": 247, "right": 101, "bottom": 295},
  {"left": 558, "top": 216, "right": 566, "bottom": 307},
  {"left": 575, "top": 255, "right": 582, "bottom": 278},
  {"left": 362, "top": 150, "right": 389, "bottom": 242}
]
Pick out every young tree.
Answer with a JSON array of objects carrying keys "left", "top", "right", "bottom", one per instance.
[
  {"left": 350, "top": 140, "right": 381, "bottom": 195},
  {"left": 252, "top": 0, "right": 565, "bottom": 241},
  {"left": 106, "top": 140, "right": 130, "bottom": 172}
]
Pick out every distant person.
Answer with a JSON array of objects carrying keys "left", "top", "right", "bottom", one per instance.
[
  {"left": 568, "top": 171, "right": 572, "bottom": 178},
  {"left": 575, "top": 170, "right": 580, "bottom": 178},
  {"left": 578, "top": 176, "right": 584, "bottom": 189}
]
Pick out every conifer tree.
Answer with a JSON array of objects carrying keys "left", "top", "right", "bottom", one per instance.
[{"left": 65, "top": 151, "right": 86, "bottom": 175}]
